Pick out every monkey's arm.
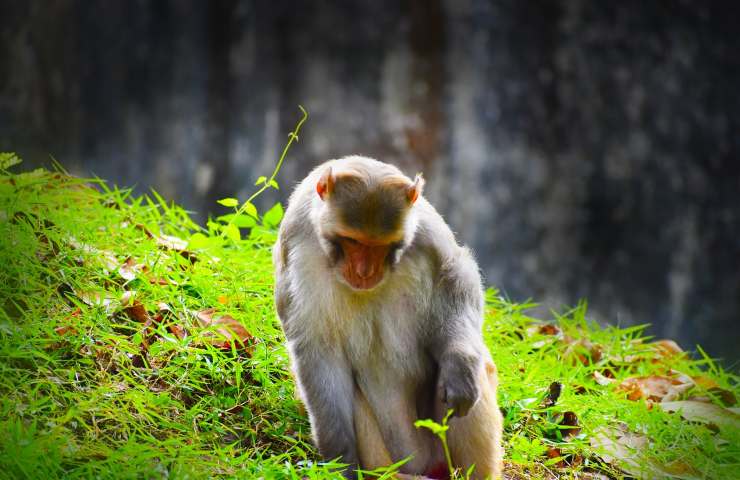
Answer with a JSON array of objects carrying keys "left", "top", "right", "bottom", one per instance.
[
  {"left": 430, "top": 246, "right": 487, "bottom": 417},
  {"left": 289, "top": 344, "right": 359, "bottom": 474},
  {"left": 274, "top": 240, "right": 360, "bottom": 476}
]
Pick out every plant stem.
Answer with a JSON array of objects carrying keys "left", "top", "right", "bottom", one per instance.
[
  {"left": 243, "top": 105, "right": 308, "bottom": 210},
  {"left": 220, "top": 105, "right": 308, "bottom": 238}
]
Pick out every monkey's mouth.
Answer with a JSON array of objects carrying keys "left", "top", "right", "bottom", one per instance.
[
  {"left": 346, "top": 275, "right": 384, "bottom": 290},
  {"left": 340, "top": 268, "right": 385, "bottom": 291}
]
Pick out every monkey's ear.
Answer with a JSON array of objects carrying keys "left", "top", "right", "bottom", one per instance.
[
  {"left": 407, "top": 173, "right": 425, "bottom": 204},
  {"left": 316, "top": 167, "right": 335, "bottom": 200}
]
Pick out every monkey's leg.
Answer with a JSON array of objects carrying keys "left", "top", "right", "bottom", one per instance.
[
  {"left": 290, "top": 345, "right": 360, "bottom": 476},
  {"left": 356, "top": 387, "right": 445, "bottom": 480},
  {"left": 354, "top": 386, "right": 392, "bottom": 469},
  {"left": 359, "top": 380, "right": 438, "bottom": 475},
  {"left": 446, "top": 361, "right": 504, "bottom": 480}
]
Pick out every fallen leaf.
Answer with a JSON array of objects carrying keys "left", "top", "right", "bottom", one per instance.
[
  {"left": 152, "top": 302, "right": 186, "bottom": 339},
  {"left": 594, "top": 370, "right": 615, "bottom": 386},
  {"left": 541, "top": 382, "right": 563, "bottom": 408},
  {"left": 593, "top": 423, "right": 703, "bottom": 479},
  {"left": 617, "top": 375, "right": 693, "bottom": 403},
  {"left": 572, "top": 384, "right": 588, "bottom": 394},
  {"left": 53, "top": 308, "right": 81, "bottom": 337},
  {"left": 538, "top": 324, "right": 561, "bottom": 336},
  {"left": 120, "top": 291, "right": 150, "bottom": 323},
  {"left": 660, "top": 460, "right": 702, "bottom": 479},
  {"left": 135, "top": 224, "right": 198, "bottom": 262},
  {"left": 169, "top": 324, "right": 187, "bottom": 340},
  {"left": 545, "top": 447, "right": 565, "bottom": 467},
  {"left": 661, "top": 400, "right": 740, "bottom": 431},
  {"left": 74, "top": 289, "right": 114, "bottom": 311},
  {"left": 156, "top": 233, "right": 197, "bottom": 262},
  {"left": 560, "top": 411, "right": 581, "bottom": 440},
  {"left": 118, "top": 257, "right": 148, "bottom": 281},
  {"left": 157, "top": 302, "right": 173, "bottom": 314},
  {"left": 195, "top": 308, "right": 254, "bottom": 351},
  {"left": 562, "top": 338, "right": 603, "bottom": 365},
  {"left": 651, "top": 339, "right": 684, "bottom": 358},
  {"left": 688, "top": 375, "right": 737, "bottom": 406},
  {"left": 590, "top": 424, "right": 649, "bottom": 476},
  {"left": 156, "top": 233, "right": 188, "bottom": 251},
  {"left": 54, "top": 325, "right": 77, "bottom": 336},
  {"left": 691, "top": 375, "right": 719, "bottom": 390}
]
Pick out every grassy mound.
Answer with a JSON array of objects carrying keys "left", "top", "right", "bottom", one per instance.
[{"left": 0, "top": 154, "right": 737, "bottom": 479}]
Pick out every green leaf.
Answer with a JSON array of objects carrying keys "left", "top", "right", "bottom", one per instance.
[
  {"left": 222, "top": 223, "right": 241, "bottom": 243},
  {"left": 268, "top": 179, "right": 279, "bottom": 189},
  {"left": 255, "top": 176, "right": 267, "bottom": 186},
  {"left": 187, "top": 232, "right": 211, "bottom": 249},
  {"left": 243, "top": 202, "right": 258, "bottom": 219},
  {"left": 217, "top": 213, "right": 257, "bottom": 228},
  {"left": 262, "top": 203, "right": 284, "bottom": 228},
  {"left": 414, "top": 418, "right": 448, "bottom": 436},
  {"left": 0, "top": 152, "right": 21, "bottom": 170},
  {"left": 217, "top": 198, "right": 239, "bottom": 208}
]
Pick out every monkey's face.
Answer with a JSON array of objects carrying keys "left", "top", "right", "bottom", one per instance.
[
  {"left": 330, "top": 231, "right": 402, "bottom": 290},
  {"left": 315, "top": 160, "right": 423, "bottom": 291}
]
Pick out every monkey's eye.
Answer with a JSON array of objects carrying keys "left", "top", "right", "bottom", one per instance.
[
  {"left": 337, "top": 235, "right": 359, "bottom": 245},
  {"left": 327, "top": 238, "right": 344, "bottom": 262}
]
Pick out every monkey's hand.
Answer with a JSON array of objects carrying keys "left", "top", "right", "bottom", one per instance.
[{"left": 438, "top": 352, "right": 481, "bottom": 417}]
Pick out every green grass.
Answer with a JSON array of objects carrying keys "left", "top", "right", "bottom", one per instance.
[{"left": 0, "top": 153, "right": 738, "bottom": 479}]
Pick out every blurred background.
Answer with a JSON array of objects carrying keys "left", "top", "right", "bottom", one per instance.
[{"left": 1, "top": 1, "right": 738, "bottom": 367}]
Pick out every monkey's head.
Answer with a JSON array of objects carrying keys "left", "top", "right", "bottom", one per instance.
[{"left": 314, "top": 158, "right": 424, "bottom": 291}]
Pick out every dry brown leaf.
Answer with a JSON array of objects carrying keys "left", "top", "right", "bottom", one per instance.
[
  {"left": 527, "top": 323, "right": 563, "bottom": 348},
  {"left": 120, "top": 291, "right": 150, "bottom": 323},
  {"left": 156, "top": 233, "right": 197, "bottom": 262},
  {"left": 688, "top": 375, "right": 737, "bottom": 406},
  {"left": 617, "top": 375, "right": 693, "bottom": 403},
  {"left": 545, "top": 447, "right": 565, "bottom": 468},
  {"left": 195, "top": 308, "right": 254, "bottom": 351},
  {"left": 541, "top": 381, "right": 563, "bottom": 408},
  {"left": 538, "top": 324, "right": 561, "bottom": 336},
  {"left": 118, "top": 257, "right": 148, "bottom": 281},
  {"left": 53, "top": 308, "right": 81, "bottom": 338},
  {"left": 74, "top": 289, "right": 114, "bottom": 311},
  {"left": 562, "top": 338, "right": 603, "bottom": 365},
  {"left": 590, "top": 424, "right": 649, "bottom": 475},
  {"left": 134, "top": 224, "right": 197, "bottom": 262},
  {"left": 54, "top": 325, "right": 77, "bottom": 336},
  {"left": 691, "top": 375, "right": 719, "bottom": 390},
  {"left": 660, "top": 460, "right": 702, "bottom": 479},
  {"left": 594, "top": 370, "right": 615, "bottom": 386},
  {"left": 157, "top": 302, "right": 173, "bottom": 313},
  {"left": 153, "top": 302, "right": 187, "bottom": 340},
  {"left": 661, "top": 400, "right": 740, "bottom": 431},
  {"left": 169, "top": 324, "right": 187, "bottom": 340},
  {"left": 651, "top": 339, "right": 684, "bottom": 358},
  {"left": 560, "top": 411, "right": 581, "bottom": 440},
  {"left": 156, "top": 233, "right": 188, "bottom": 251},
  {"left": 591, "top": 424, "right": 702, "bottom": 479}
]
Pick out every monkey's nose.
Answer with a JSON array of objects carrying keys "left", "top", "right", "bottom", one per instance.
[{"left": 355, "top": 261, "right": 375, "bottom": 279}]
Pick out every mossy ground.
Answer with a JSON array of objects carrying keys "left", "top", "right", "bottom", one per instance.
[{"left": 0, "top": 154, "right": 737, "bottom": 479}]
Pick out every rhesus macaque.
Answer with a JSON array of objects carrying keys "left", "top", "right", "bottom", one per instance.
[{"left": 273, "top": 156, "right": 503, "bottom": 479}]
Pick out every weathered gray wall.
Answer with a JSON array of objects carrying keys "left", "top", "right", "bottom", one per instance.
[{"left": 1, "top": 0, "right": 739, "bottom": 365}]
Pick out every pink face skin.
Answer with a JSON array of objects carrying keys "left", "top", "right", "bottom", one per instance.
[{"left": 336, "top": 236, "right": 392, "bottom": 290}]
